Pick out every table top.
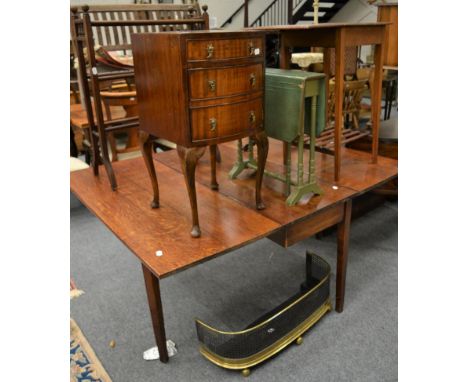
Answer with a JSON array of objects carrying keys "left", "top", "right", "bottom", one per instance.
[
  {"left": 70, "top": 140, "right": 397, "bottom": 279},
  {"left": 70, "top": 103, "right": 127, "bottom": 129},
  {"left": 251, "top": 22, "right": 388, "bottom": 48}
]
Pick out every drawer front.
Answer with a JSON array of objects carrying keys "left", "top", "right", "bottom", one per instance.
[
  {"left": 189, "top": 64, "right": 263, "bottom": 99},
  {"left": 187, "top": 38, "right": 263, "bottom": 61},
  {"left": 190, "top": 98, "right": 263, "bottom": 142}
]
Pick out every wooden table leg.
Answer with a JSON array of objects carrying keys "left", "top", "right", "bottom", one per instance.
[
  {"left": 335, "top": 199, "right": 352, "bottom": 312},
  {"left": 334, "top": 30, "right": 345, "bottom": 182},
  {"left": 371, "top": 43, "right": 384, "bottom": 164},
  {"left": 142, "top": 264, "right": 169, "bottom": 363},
  {"left": 323, "top": 48, "right": 331, "bottom": 126},
  {"left": 279, "top": 35, "right": 291, "bottom": 166}
]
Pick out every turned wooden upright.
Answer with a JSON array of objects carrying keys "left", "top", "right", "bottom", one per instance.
[{"left": 132, "top": 30, "right": 269, "bottom": 237}]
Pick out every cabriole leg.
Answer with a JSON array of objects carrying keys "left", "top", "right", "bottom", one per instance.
[
  {"left": 252, "top": 131, "right": 269, "bottom": 210},
  {"left": 177, "top": 145, "right": 206, "bottom": 238},
  {"left": 139, "top": 130, "right": 160, "bottom": 209}
]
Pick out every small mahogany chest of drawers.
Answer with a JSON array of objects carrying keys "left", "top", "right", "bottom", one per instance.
[{"left": 132, "top": 31, "right": 269, "bottom": 237}]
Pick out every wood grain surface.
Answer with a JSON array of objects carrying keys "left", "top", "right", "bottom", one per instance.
[
  {"left": 70, "top": 153, "right": 279, "bottom": 278},
  {"left": 188, "top": 63, "right": 263, "bottom": 100},
  {"left": 71, "top": 140, "right": 397, "bottom": 278}
]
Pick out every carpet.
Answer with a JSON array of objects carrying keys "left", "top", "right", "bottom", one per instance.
[
  {"left": 71, "top": 200, "right": 397, "bottom": 381},
  {"left": 71, "top": 318, "right": 112, "bottom": 382}
]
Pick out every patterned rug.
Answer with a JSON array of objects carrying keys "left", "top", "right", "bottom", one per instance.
[{"left": 70, "top": 319, "right": 112, "bottom": 382}]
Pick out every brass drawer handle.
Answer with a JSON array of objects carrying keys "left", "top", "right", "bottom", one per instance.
[
  {"left": 209, "top": 118, "right": 217, "bottom": 131},
  {"left": 206, "top": 43, "right": 214, "bottom": 58},
  {"left": 249, "top": 111, "right": 256, "bottom": 124},
  {"left": 248, "top": 41, "right": 255, "bottom": 56},
  {"left": 208, "top": 80, "right": 216, "bottom": 92},
  {"left": 249, "top": 73, "right": 256, "bottom": 87}
]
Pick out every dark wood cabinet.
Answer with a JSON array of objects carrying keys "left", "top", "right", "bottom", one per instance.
[{"left": 132, "top": 30, "right": 269, "bottom": 237}]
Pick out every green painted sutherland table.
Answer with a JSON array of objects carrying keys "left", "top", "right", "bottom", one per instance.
[
  {"left": 70, "top": 140, "right": 397, "bottom": 364},
  {"left": 230, "top": 69, "right": 326, "bottom": 205}
]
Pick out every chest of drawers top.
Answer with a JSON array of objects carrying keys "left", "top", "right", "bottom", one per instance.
[{"left": 132, "top": 30, "right": 266, "bottom": 147}]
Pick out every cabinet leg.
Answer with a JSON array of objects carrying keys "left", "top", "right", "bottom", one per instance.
[
  {"left": 336, "top": 199, "right": 352, "bottom": 312},
  {"left": 215, "top": 144, "right": 222, "bottom": 163},
  {"left": 177, "top": 145, "right": 206, "bottom": 238},
  {"left": 209, "top": 145, "right": 219, "bottom": 190},
  {"left": 252, "top": 131, "right": 268, "bottom": 210},
  {"left": 139, "top": 130, "right": 159, "bottom": 209},
  {"left": 142, "top": 264, "right": 168, "bottom": 363}
]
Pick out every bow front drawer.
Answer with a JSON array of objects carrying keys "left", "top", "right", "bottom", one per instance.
[
  {"left": 187, "top": 38, "right": 263, "bottom": 61},
  {"left": 190, "top": 98, "right": 263, "bottom": 142},
  {"left": 189, "top": 64, "right": 263, "bottom": 99}
]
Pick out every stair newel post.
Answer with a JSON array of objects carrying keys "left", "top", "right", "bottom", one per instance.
[
  {"left": 287, "top": 0, "right": 293, "bottom": 24},
  {"left": 314, "top": 0, "right": 319, "bottom": 24},
  {"left": 244, "top": 0, "right": 249, "bottom": 27}
]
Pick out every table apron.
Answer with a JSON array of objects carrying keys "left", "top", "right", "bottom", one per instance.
[
  {"left": 267, "top": 202, "right": 345, "bottom": 247},
  {"left": 342, "top": 26, "right": 386, "bottom": 47},
  {"left": 280, "top": 26, "right": 386, "bottom": 49}
]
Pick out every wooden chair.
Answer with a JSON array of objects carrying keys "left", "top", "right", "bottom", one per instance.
[
  {"left": 100, "top": 88, "right": 139, "bottom": 162},
  {"left": 70, "top": 3, "right": 210, "bottom": 190},
  {"left": 357, "top": 67, "right": 397, "bottom": 121},
  {"left": 327, "top": 79, "right": 368, "bottom": 130},
  {"left": 316, "top": 79, "right": 368, "bottom": 151}
]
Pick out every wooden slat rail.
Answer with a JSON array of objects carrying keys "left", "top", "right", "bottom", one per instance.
[
  {"left": 105, "top": 121, "right": 140, "bottom": 132},
  {"left": 81, "top": 4, "right": 204, "bottom": 12},
  {"left": 89, "top": 19, "right": 205, "bottom": 27},
  {"left": 75, "top": 4, "right": 208, "bottom": 49},
  {"left": 103, "top": 116, "right": 139, "bottom": 127},
  {"left": 95, "top": 71, "right": 135, "bottom": 81},
  {"left": 315, "top": 127, "right": 370, "bottom": 151}
]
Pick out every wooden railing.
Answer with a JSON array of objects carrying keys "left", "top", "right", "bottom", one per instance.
[
  {"left": 221, "top": 1, "right": 249, "bottom": 28},
  {"left": 251, "top": 0, "right": 303, "bottom": 27},
  {"left": 221, "top": 0, "right": 305, "bottom": 28}
]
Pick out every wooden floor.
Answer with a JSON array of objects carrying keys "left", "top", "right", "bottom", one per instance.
[{"left": 70, "top": 139, "right": 397, "bottom": 279}]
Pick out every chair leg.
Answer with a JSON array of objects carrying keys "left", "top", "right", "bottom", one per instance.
[
  {"left": 108, "top": 132, "right": 119, "bottom": 162},
  {"left": 89, "top": 126, "right": 100, "bottom": 176},
  {"left": 70, "top": 126, "right": 78, "bottom": 158},
  {"left": 352, "top": 113, "right": 360, "bottom": 131},
  {"left": 215, "top": 144, "right": 222, "bottom": 163},
  {"left": 97, "top": 125, "right": 117, "bottom": 190}
]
